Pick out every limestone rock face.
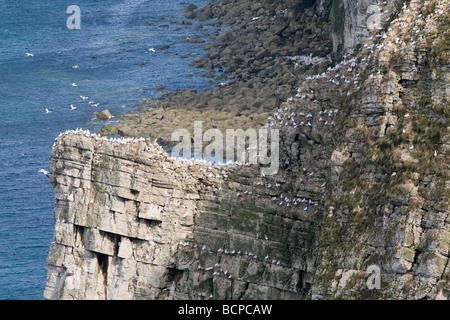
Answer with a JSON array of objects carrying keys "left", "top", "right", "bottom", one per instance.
[
  {"left": 44, "top": 0, "right": 449, "bottom": 300},
  {"left": 309, "top": 0, "right": 450, "bottom": 300},
  {"left": 330, "top": 0, "right": 400, "bottom": 56},
  {"left": 44, "top": 132, "right": 315, "bottom": 300}
]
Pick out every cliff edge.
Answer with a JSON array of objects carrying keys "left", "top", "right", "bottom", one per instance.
[{"left": 44, "top": 131, "right": 315, "bottom": 299}]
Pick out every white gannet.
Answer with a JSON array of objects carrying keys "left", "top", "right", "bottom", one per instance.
[
  {"left": 434, "top": 150, "right": 437, "bottom": 157},
  {"left": 148, "top": 48, "right": 156, "bottom": 53},
  {"left": 25, "top": 52, "right": 34, "bottom": 57},
  {"left": 79, "top": 95, "right": 89, "bottom": 100},
  {"left": 70, "top": 104, "right": 77, "bottom": 110},
  {"left": 71, "top": 83, "right": 77, "bottom": 87},
  {"left": 38, "top": 169, "right": 49, "bottom": 178},
  {"left": 44, "top": 108, "right": 53, "bottom": 114}
]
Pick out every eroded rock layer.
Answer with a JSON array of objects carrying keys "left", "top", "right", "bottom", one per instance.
[
  {"left": 44, "top": 0, "right": 449, "bottom": 300},
  {"left": 44, "top": 132, "right": 316, "bottom": 299}
]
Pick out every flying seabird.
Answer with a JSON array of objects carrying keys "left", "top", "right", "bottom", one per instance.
[
  {"left": 71, "top": 83, "right": 78, "bottom": 87},
  {"left": 25, "top": 52, "right": 34, "bottom": 57},
  {"left": 44, "top": 108, "right": 53, "bottom": 114},
  {"left": 148, "top": 48, "right": 156, "bottom": 53},
  {"left": 70, "top": 104, "right": 77, "bottom": 110},
  {"left": 39, "top": 169, "right": 49, "bottom": 178}
]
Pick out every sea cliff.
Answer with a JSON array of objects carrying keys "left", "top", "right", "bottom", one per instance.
[{"left": 44, "top": 0, "right": 449, "bottom": 299}]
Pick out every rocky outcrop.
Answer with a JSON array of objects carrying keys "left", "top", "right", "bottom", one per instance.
[
  {"left": 310, "top": 0, "right": 450, "bottom": 299},
  {"left": 329, "top": 0, "right": 399, "bottom": 57},
  {"left": 44, "top": 131, "right": 316, "bottom": 299}
]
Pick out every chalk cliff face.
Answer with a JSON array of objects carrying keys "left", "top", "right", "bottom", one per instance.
[
  {"left": 44, "top": 132, "right": 315, "bottom": 299},
  {"left": 307, "top": 0, "right": 450, "bottom": 299},
  {"left": 44, "top": 0, "right": 449, "bottom": 300}
]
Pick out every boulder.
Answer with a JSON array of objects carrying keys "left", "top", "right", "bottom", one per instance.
[{"left": 97, "top": 109, "right": 112, "bottom": 120}]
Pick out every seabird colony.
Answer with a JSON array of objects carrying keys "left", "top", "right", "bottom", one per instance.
[{"left": 54, "top": 128, "right": 244, "bottom": 167}]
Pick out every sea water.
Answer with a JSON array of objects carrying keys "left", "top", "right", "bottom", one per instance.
[{"left": 0, "top": 0, "right": 218, "bottom": 300}]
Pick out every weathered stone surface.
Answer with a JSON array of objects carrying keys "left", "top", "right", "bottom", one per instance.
[
  {"left": 44, "top": 0, "right": 449, "bottom": 300},
  {"left": 44, "top": 132, "right": 315, "bottom": 300}
]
